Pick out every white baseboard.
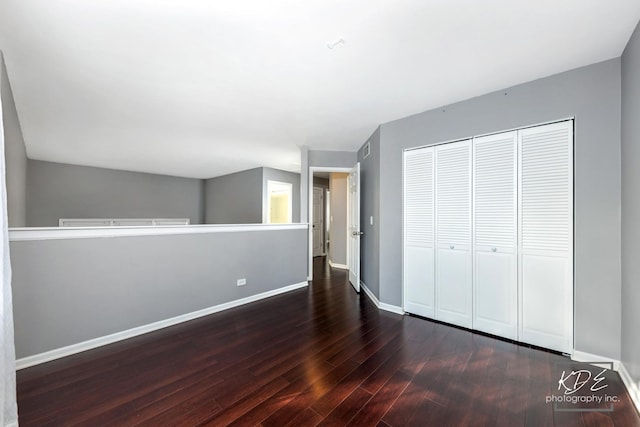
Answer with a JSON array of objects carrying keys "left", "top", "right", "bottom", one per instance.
[
  {"left": 571, "top": 350, "right": 640, "bottom": 414},
  {"left": 360, "top": 281, "right": 379, "bottom": 305},
  {"left": 380, "top": 302, "right": 405, "bottom": 315},
  {"left": 328, "top": 260, "right": 348, "bottom": 270},
  {"left": 360, "top": 281, "right": 404, "bottom": 315},
  {"left": 16, "top": 281, "right": 309, "bottom": 370},
  {"left": 571, "top": 350, "right": 621, "bottom": 370},
  {"left": 618, "top": 362, "right": 640, "bottom": 413}
]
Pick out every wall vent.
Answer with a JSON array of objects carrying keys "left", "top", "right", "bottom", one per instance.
[{"left": 363, "top": 141, "right": 371, "bottom": 159}]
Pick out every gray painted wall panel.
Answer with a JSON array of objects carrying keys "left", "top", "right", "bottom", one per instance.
[
  {"left": 357, "top": 128, "right": 380, "bottom": 298},
  {"left": 1, "top": 53, "right": 27, "bottom": 227},
  {"left": 11, "top": 228, "right": 307, "bottom": 358},
  {"left": 27, "top": 160, "right": 204, "bottom": 226},
  {"left": 329, "top": 173, "right": 348, "bottom": 266},
  {"left": 622, "top": 21, "right": 640, "bottom": 382},
  {"left": 262, "top": 167, "right": 301, "bottom": 223},
  {"left": 312, "top": 177, "right": 329, "bottom": 249},
  {"left": 309, "top": 150, "right": 356, "bottom": 168},
  {"left": 371, "top": 59, "right": 621, "bottom": 358},
  {"left": 205, "top": 168, "right": 262, "bottom": 224}
]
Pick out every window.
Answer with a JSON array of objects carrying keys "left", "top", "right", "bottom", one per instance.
[{"left": 266, "top": 181, "right": 293, "bottom": 224}]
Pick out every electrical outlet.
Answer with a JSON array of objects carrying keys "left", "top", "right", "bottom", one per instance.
[{"left": 237, "top": 278, "right": 246, "bottom": 286}]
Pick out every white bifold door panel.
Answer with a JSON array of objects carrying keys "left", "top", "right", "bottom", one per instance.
[
  {"left": 518, "top": 121, "right": 573, "bottom": 354},
  {"left": 435, "top": 140, "right": 472, "bottom": 328},
  {"left": 472, "top": 132, "right": 518, "bottom": 340},
  {"left": 403, "top": 147, "right": 435, "bottom": 318}
]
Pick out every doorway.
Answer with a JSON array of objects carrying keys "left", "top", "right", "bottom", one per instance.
[{"left": 308, "top": 166, "right": 361, "bottom": 293}]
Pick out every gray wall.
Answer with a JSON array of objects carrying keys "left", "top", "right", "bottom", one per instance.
[
  {"left": 312, "top": 176, "right": 329, "bottom": 250},
  {"left": 10, "top": 228, "right": 308, "bottom": 358},
  {"left": 205, "top": 167, "right": 262, "bottom": 224},
  {"left": 302, "top": 149, "right": 356, "bottom": 227},
  {"left": 329, "top": 173, "right": 348, "bottom": 266},
  {"left": 622, "top": 21, "right": 640, "bottom": 382},
  {"left": 1, "top": 53, "right": 27, "bottom": 227},
  {"left": 263, "top": 167, "right": 301, "bottom": 223},
  {"left": 357, "top": 128, "right": 380, "bottom": 298},
  {"left": 301, "top": 146, "right": 309, "bottom": 224},
  {"left": 365, "top": 59, "right": 621, "bottom": 359},
  {"left": 27, "top": 160, "right": 205, "bottom": 227},
  {"left": 309, "top": 150, "right": 357, "bottom": 168}
]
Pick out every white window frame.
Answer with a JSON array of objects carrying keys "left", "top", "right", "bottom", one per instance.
[{"left": 265, "top": 180, "right": 293, "bottom": 224}]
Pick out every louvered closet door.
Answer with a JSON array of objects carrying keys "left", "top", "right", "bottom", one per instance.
[
  {"left": 473, "top": 132, "right": 517, "bottom": 339},
  {"left": 518, "top": 121, "right": 573, "bottom": 354},
  {"left": 435, "top": 140, "right": 472, "bottom": 328},
  {"left": 403, "top": 147, "right": 435, "bottom": 318}
]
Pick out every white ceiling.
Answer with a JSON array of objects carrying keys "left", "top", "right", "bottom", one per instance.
[{"left": 1, "top": 0, "right": 639, "bottom": 179}]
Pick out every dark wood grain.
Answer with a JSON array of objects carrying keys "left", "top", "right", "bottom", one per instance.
[{"left": 16, "top": 257, "right": 640, "bottom": 426}]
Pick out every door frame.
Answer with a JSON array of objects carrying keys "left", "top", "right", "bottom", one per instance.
[{"left": 308, "top": 167, "right": 353, "bottom": 280}]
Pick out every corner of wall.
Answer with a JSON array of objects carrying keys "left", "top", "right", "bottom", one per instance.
[{"left": 1, "top": 52, "right": 29, "bottom": 227}]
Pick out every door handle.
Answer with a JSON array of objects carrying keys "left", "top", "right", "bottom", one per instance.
[{"left": 352, "top": 231, "right": 364, "bottom": 236}]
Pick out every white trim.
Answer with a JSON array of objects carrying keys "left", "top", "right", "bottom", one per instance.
[
  {"left": 380, "top": 302, "right": 405, "bottom": 315},
  {"left": 361, "top": 281, "right": 379, "bottom": 305},
  {"left": 571, "top": 350, "right": 640, "bottom": 413},
  {"left": 571, "top": 350, "right": 620, "bottom": 370},
  {"left": 328, "top": 260, "right": 348, "bottom": 270},
  {"left": 16, "top": 281, "right": 308, "bottom": 370},
  {"left": 619, "top": 362, "right": 640, "bottom": 413},
  {"left": 9, "top": 223, "right": 308, "bottom": 242},
  {"left": 361, "top": 281, "right": 405, "bottom": 315}
]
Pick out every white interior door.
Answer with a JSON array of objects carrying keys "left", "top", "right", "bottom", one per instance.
[
  {"left": 518, "top": 121, "right": 573, "bottom": 354},
  {"left": 348, "top": 163, "right": 361, "bottom": 292},
  {"left": 312, "top": 187, "right": 324, "bottom": 256},
  {"left": 473, "top": 131, "right": 518, "bottom": 339},
  {"left": 435, "top": 140, "right": 472, "bottom": 328},
  {"left": 403, "top": 147, "right": 435, "bottom": 318}
]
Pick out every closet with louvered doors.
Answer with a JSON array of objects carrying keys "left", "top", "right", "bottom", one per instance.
[{"left": 402, "top": 120, "right": 574, "bottom": 354}]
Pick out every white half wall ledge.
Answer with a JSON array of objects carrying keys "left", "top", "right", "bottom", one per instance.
[
  {"left": 360, "top": 281, "right": 405, "bottom": 316},
  {"left": 15, "top": 281, "right": 308, "bottom": 370},
  {"left": 9, "top": 223, "right": 309, "bottom": 241}
]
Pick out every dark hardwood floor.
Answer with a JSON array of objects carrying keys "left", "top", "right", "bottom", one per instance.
[{"left": 17, "top": 257, "right": 640, "bottom": 426}]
